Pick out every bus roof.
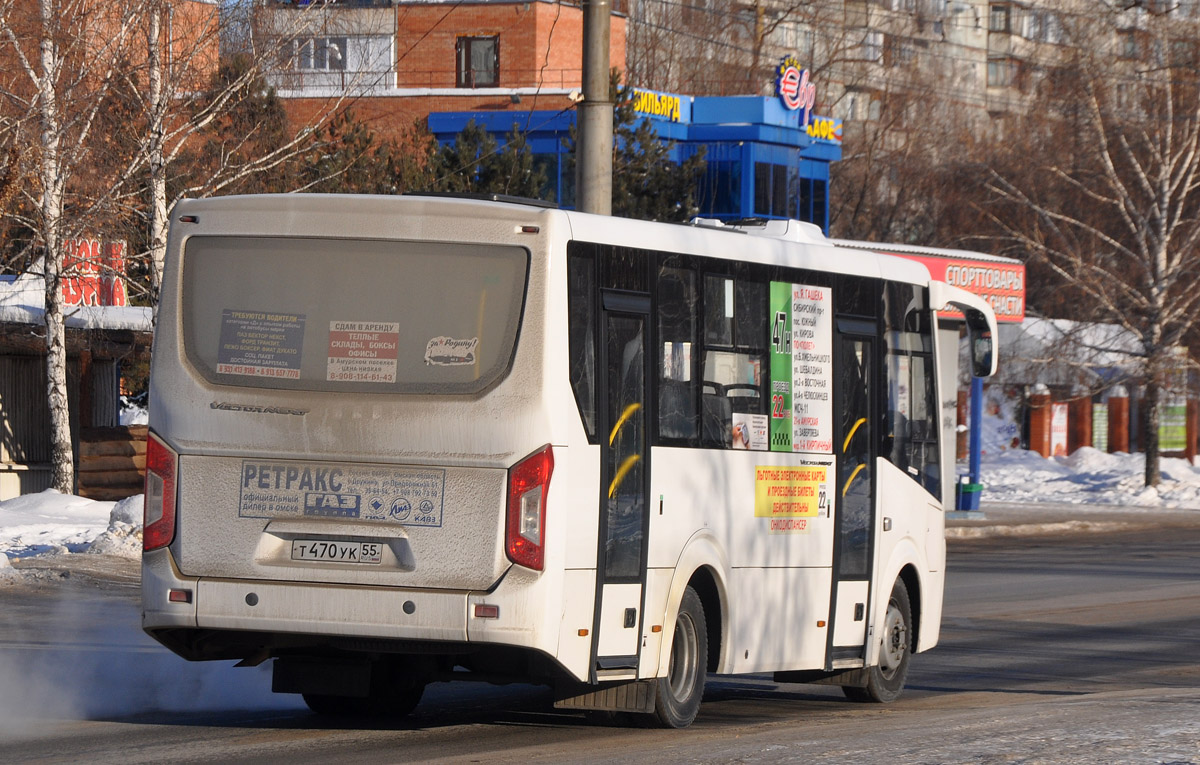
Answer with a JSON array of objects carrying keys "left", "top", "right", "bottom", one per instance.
[{"left": 172, "top": 195, "right": 936, "bottom": 289}]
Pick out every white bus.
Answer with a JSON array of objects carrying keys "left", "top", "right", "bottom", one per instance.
[{"left": 142, "top": 194, "right": 997, "bottom": 728}]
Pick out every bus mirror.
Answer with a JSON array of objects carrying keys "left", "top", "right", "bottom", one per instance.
[{"left": 965, "top": 309, "right": 994, "bottom": 378}]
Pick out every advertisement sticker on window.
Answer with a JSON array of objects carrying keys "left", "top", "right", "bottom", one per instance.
[
  {"left": 327, "top": 321, "right": 400, "bottom": 383},
  {"left": 217, "top": 309, "right": 305, "bottom": 380}
]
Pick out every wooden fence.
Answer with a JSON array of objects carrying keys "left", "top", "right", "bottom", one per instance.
[{"left": 78, "top": 425, "right": 147, "bottom": 501}]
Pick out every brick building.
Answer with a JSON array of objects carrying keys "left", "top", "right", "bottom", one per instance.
[{"left": 265, "top": 0, "right": 627, "bottom": 144}]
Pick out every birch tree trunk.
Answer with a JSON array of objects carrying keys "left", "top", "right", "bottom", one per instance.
[
  {"left": 146, "top": 0, "right": 168, "bottom": 299},
  {"left": 37, "top": 0, "right": 74, "bottom": 494}
]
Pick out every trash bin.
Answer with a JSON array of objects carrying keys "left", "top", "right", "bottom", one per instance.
[{"left": 955, "top": 479, "right": 983, "bottom": 512}]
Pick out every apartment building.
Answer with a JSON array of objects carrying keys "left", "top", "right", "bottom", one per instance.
[
  {"left": 628, "top": 0, "right": 1200, "bottom": 138},
  {"left": 262, "top": 0, "right": 627, "bottom": 143}
]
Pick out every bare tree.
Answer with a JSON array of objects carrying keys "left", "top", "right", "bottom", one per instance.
[
  {"left": 125, "top": 0, "right": 372, "bottom": 298},
  {"left": 0, "top": 0, "right": 361, "bottom": 492},
  {"left": 984, "top": 5, "right": 1200, "bottom": 486},
  {"left": 0, "top": 0, "right": 148, "bottom": 493}
]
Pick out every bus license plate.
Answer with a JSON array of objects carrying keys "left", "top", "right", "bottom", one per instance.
[{"left": 291, "top": 540, "right": 383, "bottom": 564}]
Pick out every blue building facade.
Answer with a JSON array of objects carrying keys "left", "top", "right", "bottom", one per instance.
[{"left": 427, "top": 89, "right": 843, "bottom": 233}]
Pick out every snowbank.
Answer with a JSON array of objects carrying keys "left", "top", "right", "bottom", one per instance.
[
  {"left": 978, "top": 447, "right": 1200, "bottom": 510},
  {"left": 0, "top": 490, "right": 142, "bottom": 560}
]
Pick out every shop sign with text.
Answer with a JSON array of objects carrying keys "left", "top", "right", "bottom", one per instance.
[
  {"left": 775, "top": 56, "right": 816, "bottom": 125},
  {"left": 896, "top": 253, "right": 1026, "bottom": 323},
  {"left": 630, "top": 88, "right": 685, "bottom": 122},
  {"left": 62, "top": 239, "right": 127, "bottom": 307}
]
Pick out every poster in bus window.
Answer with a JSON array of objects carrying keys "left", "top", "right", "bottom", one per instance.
[
  {"left": 217, "top": 309, "right": 305, "bottom": 380},
  {"left": 769, "top": 282, "right": 833, "bottom": 453},
  {"left": 732, "top": 413, "right": 768, "bottom": 450},
  {"left": 327, "top": 321, "right": 400, "bottom": 383}
]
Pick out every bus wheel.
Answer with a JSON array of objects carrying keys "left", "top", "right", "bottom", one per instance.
[
  {"left": 844, "top": 580, "right": 912, "bottom": 704},
  {"left": 303, "top": 681, "right": 425, "bottom": 719},
  {"left": 651, "top": 586, "right": 708, "bottom": 728}
]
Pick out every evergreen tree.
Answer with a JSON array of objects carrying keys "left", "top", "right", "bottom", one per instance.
[
  {"left": 186, "top": 54, "right": 294, "bottom": 196},
  {"left": 430, "top": 120, "right": 499, "bottom": 194},
  {"left": 296, "top": 111, "right": 436, "bottom": 195},
  {"left": 610, "top": 81, "right": 705, "bottom": 222},
  {"left": 430, "top": 120, "right": 550, "bottom": 200},
  {"left": 564, "top": 71, "right": 706, "bottom": 221}
]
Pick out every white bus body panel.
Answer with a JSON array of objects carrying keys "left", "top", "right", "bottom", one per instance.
[
  {"left": 872, "top": 459, "right": 944, "bottom": 655},
  {"left": 647, "top": 449, "right": 835, "bottom": 570},
  {"left": 143, "top": 194, "right": 975, "bottom": 696},
  {"left": 145, "top": 195, "right": 596, "bottom": 677},
  {"left": 726, "top": 567, "right": 833, "bottom": 674}
]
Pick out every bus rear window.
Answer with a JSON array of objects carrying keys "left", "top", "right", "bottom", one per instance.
[{"left": 181, "top": 236, "right": 528, "bottom": 394}]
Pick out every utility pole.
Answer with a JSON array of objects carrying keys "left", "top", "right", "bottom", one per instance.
[{"left": 578, "top": 0, "right": 612, "bottom": 215}]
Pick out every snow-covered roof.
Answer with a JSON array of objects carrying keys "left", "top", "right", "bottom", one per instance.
[
  {"left": 983, "top": 317, "right": 1143, "bottom": 388},
  {"left": 0, "top": 270, "right": 153, "bottom": 333}
]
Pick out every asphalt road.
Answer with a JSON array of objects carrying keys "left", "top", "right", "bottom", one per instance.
[{"left": 1, "top": 519, "right": 1198, "bottom": 764}]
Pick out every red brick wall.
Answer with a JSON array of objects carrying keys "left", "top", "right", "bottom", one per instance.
[
  {"left": 394, "top": 2, "right": 624, "bottom": 89},
  {"left": 286, "top": 92, "right": 577, "bottom": 146},
  {"left": 284, "top": 2, "right": 627, "bottom": 146}
]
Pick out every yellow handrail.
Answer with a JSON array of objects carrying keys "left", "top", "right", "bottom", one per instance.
[
  {"left": 842, "top": 417, "right": 866, "bottom": 453},
  {"left": 608, "top": 454, "right": 642, "bottom": 498},
  {"left": 609, "top": 402, "right": 642, "bottom": 446},
  {"left": 842, "top": 463, "right": 866, "bottom": 497}
]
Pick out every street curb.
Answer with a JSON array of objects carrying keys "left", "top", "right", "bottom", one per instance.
[{"left": 946, "top": 502, "right": 1200, "bottom": 538}]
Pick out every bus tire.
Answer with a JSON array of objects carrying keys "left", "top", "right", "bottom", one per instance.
[
  {"left": 651, "top": 586, "right": 707, "bottom": 728},
  {"left": 844, "top": 580, "right": 912, "bottom": 704}
]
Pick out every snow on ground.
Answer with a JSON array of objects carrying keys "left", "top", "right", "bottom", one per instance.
[
  {"left": 0, "top": 491, "right": 142, "bottom": 567},
  {"left": 977, "top": 447, "right": 1200, "bottom": 510},
  {"left": 119, "top": 404, "right": 148, "bottom": 426}
]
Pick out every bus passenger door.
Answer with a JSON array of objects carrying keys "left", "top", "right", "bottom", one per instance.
[
  {"left": 830, "top": 329, "right": 876, "bottom": 666},
  {"left": 592, "top": 293, "right": 651, "bottom": 678}
]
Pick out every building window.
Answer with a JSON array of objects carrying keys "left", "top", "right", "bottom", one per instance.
[
  {"left": 1120, "top": 29, "right": 1139, "bottom": 60},
  {"left": 293, "top": 37, "right": 347, "bottom": 71},
  {"left": 987, "top": 56, "right": 1014, "bottom": 87},
  {"left": 276, "top": 35, "right": 394, "bottom": 90},
  {"left": 456, "top": 36, "right": 498, "bottom": 88},
  {"left": 754, "top": 162, "right": 799, "bottom": 218},
  {"left": 885, "top": 36, "right": 916, "bottom": 67},
  {"left": 989, "top": 3, "right": 1011, "bottom": 33},
  {"left": 851, "top": 29, "right": 884, "bottom": 62}
]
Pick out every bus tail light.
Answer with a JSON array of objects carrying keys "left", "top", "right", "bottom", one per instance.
[
  {"left": 144, "top": 432, "right": 178, "bottom": 552},
  {"left": 506, "top": 445, "right": 553, "bottom": 571}
]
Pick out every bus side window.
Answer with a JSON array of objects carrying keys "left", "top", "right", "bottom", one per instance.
[
  {"left": 657, "top": 263, "right": 699, "bottom": 441},
  {"left": 883, "top": 283, "right": 940, "bottom": 496},
  {"left": 568, "top": 245, "right": 598, "bottom": 442},
  {"left": 700, "top": 274, "right": 767, "bottom": 448}
]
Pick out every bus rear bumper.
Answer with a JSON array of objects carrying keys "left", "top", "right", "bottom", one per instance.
[{"left": 142, "top": 547, "right": 576, "bottom": 674}]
